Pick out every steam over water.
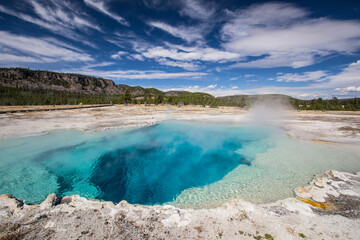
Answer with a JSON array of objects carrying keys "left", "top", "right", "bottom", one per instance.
[{"left": 0, "top": 120, "right": 359, "bottom": 207}]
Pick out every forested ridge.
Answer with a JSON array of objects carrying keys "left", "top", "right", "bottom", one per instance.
[{"left": 1, "top": 68, "right": 359, "bottom": 110}]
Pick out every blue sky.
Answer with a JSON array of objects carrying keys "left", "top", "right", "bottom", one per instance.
[{"left": 0, "top": 0, "right": 360, "bottom": 99}]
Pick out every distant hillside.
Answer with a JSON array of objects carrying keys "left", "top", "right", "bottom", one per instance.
[
  {"left": 218, "top": 94, "right": 293, "bottom": 107},
  {"left": 0, "top": 68, "right": 158, "bottom": 96},
  {"left": 0, "top": 68, "right": 359, "bottom": 110},
  {"left": 0, "top": 68, "right": 215, "bottom": 106}
]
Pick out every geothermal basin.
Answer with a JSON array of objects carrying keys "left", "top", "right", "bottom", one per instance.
[{"left": 1, "top": 106, "right": 359, "bottom": 208}]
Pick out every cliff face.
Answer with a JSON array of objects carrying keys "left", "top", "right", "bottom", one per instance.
[
  {"left": 0, "top": 68, "right": 140, "bottom": 95},
  {"left": 0, "top": 68, "right": 190, "bottom": 97}
]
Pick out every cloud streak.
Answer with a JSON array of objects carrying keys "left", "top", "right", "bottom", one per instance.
[
  {"left": 83, "top": 0, "right": 128, "bottom": 26},
  {"left": 178, "top": 0, "right": 216, "bottom": 21},
  {"left": 68, "top": 68, "right": 208, "bottom": 80},
  {"left": 0, "top": 0, "right": 100, "bottom": 47},
  {"left": 138, "top": 45, "right": 241, "bottom": 70},
  {"left": 148, "top": 21, "right": 203, "bottom": 43},
  {"left": 275, "top": 71, "right": 329, "bottom": 82},
  {"left": 0, "top": 31, "right": 93, "bottom": 63}
]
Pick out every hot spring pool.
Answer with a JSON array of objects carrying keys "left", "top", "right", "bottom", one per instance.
[{"left": 0, "top": 121, "right": 359, "bottom": 207}]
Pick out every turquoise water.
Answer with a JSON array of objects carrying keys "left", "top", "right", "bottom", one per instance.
[
  {"left": 0, "top": 121, "right": 359, "bottom": 207},
  {"left": 0, "top": 121, "right": 271, "bottom": 205}
]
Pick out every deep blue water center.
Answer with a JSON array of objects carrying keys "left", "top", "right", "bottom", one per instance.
[{"left": 0, "top": 121, "right": 270, "bottom": 205}]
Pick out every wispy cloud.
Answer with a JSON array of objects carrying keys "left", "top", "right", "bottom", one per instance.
[
  {"left": 206, "top": 84, "right": 217, "bottom": 89},
  {"left": 105, "top": 31, "right": 149, "bottom": 51},
  {"left": 148, "top": 21, "right": 203, "bottom": 43},
  {"left": 83, "top": 0, "right": 128, "bottom": 26},
  {"left": 66, "top": 69, "right": 208, "bottom": 80},
  {"left": 178, "top": 0, "right": 216, "bottom": 21},
  {"left": 156, "top": 58, "right": 200, "bottom": 71},
  {"left": 222, "top": 2, "right": 360, "bottom": 68},
  {"left": 139, "top": 45, "right": 241, "bottom": 70},
  {"left": 30, "top": 0, "right": 101, "bottom": 31},
  {"left": 0, "top": 54, "right": 44, "bottom": 63},
  {"left": 0, "top": 31, "right": 93, "bottom": 63},
  {"left": 111, "top": 51, "right": 128, "bottom": 60},
  {"left": 275, "top": 70, "right": 329, "bottom": 82},
  {"left": 128, "top": 54, "right": 145, "bottom": 61},
  {"left": 244, "top": 74, "right": 255, "bottom": 78},
  {"left": 163, "top": 83, "right": 220, "bottom": 94},
  {"left": 0, "top": 1, "right": 100, "bottom": 47},
  {"left": 82, "top": 62, "right": 115, "bottom": 69},
  {"left": 335, "top": 86, "right": 360, "bottom": 92}
]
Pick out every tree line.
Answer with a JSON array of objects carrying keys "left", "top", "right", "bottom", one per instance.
[
  {"left": 0, "top": 86, "right": 217, "bottom": 106},
  {"left": 292, "top": 97, "right": 360, "bottom": 111},
  {"left": 0, "top": 85, "right": 359, "bottom": 110}
]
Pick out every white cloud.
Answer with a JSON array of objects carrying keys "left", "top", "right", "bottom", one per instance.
[
  {"left": 222, "top": 2, "right": 307, "bottom": 41},
  {"left": 0, "top": 1, "right": 99, "bottom": 47},
  {"left": 222, "top": 2, "right": 360, "bottom": 68},
  {"left": 178, "top": 0, "right": 215, "bottom": 20},
  {"left": 0, "top": 53, "right": 44, "bottom": 63},
  {"left": 30, "top": 0, "right": 100, "bottom": 31},
  {"left": 128, "top": 54, "right": 145, "bottom": 61},
  {"left": 206, "top": 84, "right": 217, "bottom": 89},
  {"left": 148, "top": 21, "right": 203, "bottom": 43},
  {"left": 141, "top": 45, "right": 241, "bottom": 63},
  {"left": 230, "top": 53, "right": 317, "bottom": 69},
  {"left": 111, "top": 51, "right": 128, "bottom": 60},
  {"left": 84, "top": 0, "right": 128, "bottom": 26},
  {"left": 244, "top": 74, "right": 255, "bottom": 77},
  {"left": 230, "top": 75, "right": 257, "bottom": 81},
  {"left": 136, "top": 44, "right": 241, "bottom": 70},
  {"left": 189, "top": 85, "right": 200, "bottom": 89},
  {"left": 0, "top": 31, "right": 93, "bottom": 63},
  {"left": 232, "top": 86, "right": 238, "bottom": 89},
  {"left": 82, "top": 62, "right": 115, "bottom": 69},
  {"left": 335, "top": 86, "right": 360, "bottom": 92},
  {"left": 69, "top": 69, "right": 208, "bottom": 80},
  {"left": 275, "top": 70, "right": 329, "bottom": 82},
  {"left": 156, "top": 58, "right": 200, "bottom": 71}
]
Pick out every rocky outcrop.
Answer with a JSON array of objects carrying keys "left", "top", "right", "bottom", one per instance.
[
  {"left": 294, "top": 170, "right": 360, "bottom": 218},
  {"left": 0, "top": 68, "right": 124, "bottom": 95},
  {"left": 0, "top": 68, "right": 158, "bottom": 96},
  {"left": 0, "top": 170, "right": 359, "bottom": 240},
  {"left": 0, "top": 68, "right": 195, "bottom": 98}
]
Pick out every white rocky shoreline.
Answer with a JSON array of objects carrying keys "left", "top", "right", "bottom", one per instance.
[
  {"left": 0, "top": 170, "right": 359, "bottom": 240},
  {"left": 0, "top": 105, "right": 360, "bottom": 239}
]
